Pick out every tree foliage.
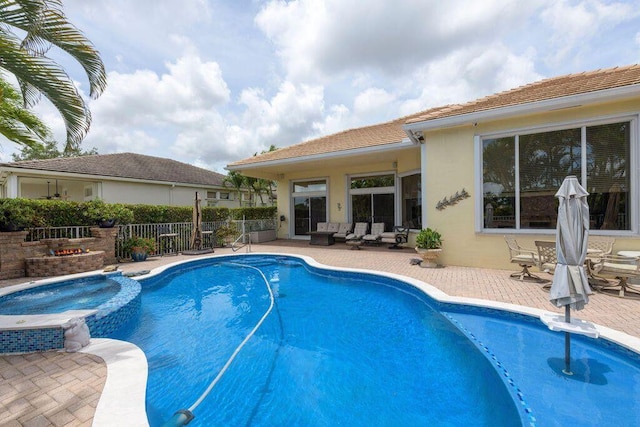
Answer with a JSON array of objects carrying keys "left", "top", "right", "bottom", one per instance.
[
  {"left": 0, "top": 0, "right": 107, "bottom": 150},
  {"left": 11, "top": 137, "right": 98, "bottom": 161},
  {"left": 0, "top": 77, "right": 51, "bottom": 148}
]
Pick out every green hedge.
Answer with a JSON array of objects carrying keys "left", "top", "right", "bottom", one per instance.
[
  {"left": 0, "top": 198, "right": 276, "bottom": 228},
  {"left": 229, "top": 206, "right": 277, "bottom": 220}
]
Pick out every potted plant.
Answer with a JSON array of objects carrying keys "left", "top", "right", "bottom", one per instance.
[
  {"left": 0, "top": 199, "right": 36, "bottom": 232},
  {"left": 122, "top": 236, "right": 156, "bottom": 261},
  {"left": 83, "top": 200, "right": 134, "bottom": 227},
  {"left": 216, "top": 224, "right": 238, "bottom": 247},
  {"left": 415, "top": 228, "right": 443, "bottom": 268}
]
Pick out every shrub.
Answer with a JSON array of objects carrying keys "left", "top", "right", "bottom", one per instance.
[
  {"left": 415, "top": 228, "right": 443, "bottom": 249},
  {"left": 81, "top": 200, "right": 134, "bottom": 225},
  {"left": 121, "top": 236, "right": 156, "bottom": 254},
  {"left": 0, "top": 198, "right": 36, "bottom": 230}
]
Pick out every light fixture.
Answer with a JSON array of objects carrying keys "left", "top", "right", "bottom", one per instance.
[{"left": 337, "top": 202, "right": 342, "bottom": 211}]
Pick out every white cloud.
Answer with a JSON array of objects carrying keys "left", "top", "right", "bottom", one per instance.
[
  {"left": 398, "top": 44, "right": 542, "bottom": 116},
  {"left": 540, "top": 0, "right": 640, "bottom": 66},
  {"left": 353, "top": 88, "right": 396, "bottom": 117},
  {"left": 256, "top": 0, "right": 542, "bottom": 81}
]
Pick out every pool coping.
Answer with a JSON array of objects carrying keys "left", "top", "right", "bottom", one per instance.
[
  {"left": 8, "top": 252, "right": 640, "bottom": 426},
  {"left": 80, "top": 338, "right": 149, "bottom": 427}
]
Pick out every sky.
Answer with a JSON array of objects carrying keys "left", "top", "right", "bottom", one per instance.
[{"left": 1, "top": 0, "right": 640, "bottom": 174}]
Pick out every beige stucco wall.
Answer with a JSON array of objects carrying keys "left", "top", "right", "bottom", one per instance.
[
  {"left": 274, "top": 147, "right": 421, "bottom": 239},
  {"left": 101, "top": 181, "right": 243, "bottom": 207},
  {"left": 257, "top": 97, "right": 640, "bottom": 271},
  {"left": 422, "top": 98, "right": 640, "bottom": 270}
]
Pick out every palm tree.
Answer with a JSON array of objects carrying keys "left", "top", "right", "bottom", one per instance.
[
  {"left": 0, "top": 76, "right": 50, "bottom": 148},
  {"left": 0, "top": 0, "right": 107, "bottom": 150},
  {"left": 223, "top": 171, "right": 246, "bottom": 207}
]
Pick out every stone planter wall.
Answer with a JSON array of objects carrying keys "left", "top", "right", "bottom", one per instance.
[
  {"left": 249, "top": 229, "right": 277, "bottom": 243},
  {"left": 0, "top": 227, "right": 118, "bottom": 280},
  {"left": 25, "top": 251, "right": 105, "bottom": 277}
]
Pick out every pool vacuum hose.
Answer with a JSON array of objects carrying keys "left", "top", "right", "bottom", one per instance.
[{"left": 161, "top": 262, "right": 275, "bottom": 426}]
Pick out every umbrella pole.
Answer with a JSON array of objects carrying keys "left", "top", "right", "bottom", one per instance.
[{"left": 563, "top": 305, "right": 573, "bottom": 375}]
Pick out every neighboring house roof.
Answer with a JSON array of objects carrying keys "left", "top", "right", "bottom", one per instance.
[
  {"left": 0, "top": 152, "right": 227, "bottom": 187},
  {"left": 230, "top": 64, "right": 640, "bottom": 168}
]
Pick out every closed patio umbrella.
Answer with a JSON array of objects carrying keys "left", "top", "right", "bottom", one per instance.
[
  {"left": 550, "top": 175, "right": 591, "bottom": 374},
  {"left": 190, "top": 192, "right": 203, "bottom": 251}
]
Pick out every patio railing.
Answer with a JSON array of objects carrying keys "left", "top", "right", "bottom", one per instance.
[
  {"left": 26, "top": 226, "right": 93, "bottom": 241},
  {"left": 26, "top": 218, "right": 277, "bottom": 261}
]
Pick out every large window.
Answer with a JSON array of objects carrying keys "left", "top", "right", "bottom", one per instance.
[{"left": 482, "top": 120, "right": 631, "bottom": 231}]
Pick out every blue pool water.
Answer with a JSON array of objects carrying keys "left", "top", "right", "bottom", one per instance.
[
  {"left": 0, "top": 277, "right": 121, "bottom": 314},
  {"left": 108, "top": 255, "right": 640, "bottom": 426}
]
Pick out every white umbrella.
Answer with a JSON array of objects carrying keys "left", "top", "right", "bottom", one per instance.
[{"left": 550, "top": 175, "right": 591, "bottom": 374}]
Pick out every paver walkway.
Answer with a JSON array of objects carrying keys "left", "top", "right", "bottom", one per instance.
[{"left": 2, "top": 240, "right": 639, "bottom": 426}]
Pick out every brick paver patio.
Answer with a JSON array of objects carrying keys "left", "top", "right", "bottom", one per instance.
[{"left": 2, "top": 240, "right": 639, "bottom": 426}]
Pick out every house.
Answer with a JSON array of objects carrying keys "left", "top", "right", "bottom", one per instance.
[
  {"left": 0, "top": 152, "right": 252, "bottom": 208},
  {"left": 228, "top": 64, "right": 640, "bottom": 269}
]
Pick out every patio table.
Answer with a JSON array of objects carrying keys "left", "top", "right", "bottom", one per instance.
[{"left": 309, "top": 231, "right": 335, "bottom": 246}]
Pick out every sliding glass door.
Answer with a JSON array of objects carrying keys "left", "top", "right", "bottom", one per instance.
[
  {"left": 349, "top": 174, "right": 395, "bottom": 231},
  {"left": 351, "top": 193, "right": 394, "bottom": 230},
  {"left": 291, "top": 180, "right": 327, "bottom": 237}
]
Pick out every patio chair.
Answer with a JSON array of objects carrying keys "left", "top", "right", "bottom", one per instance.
[
  {"left": 504, "top": 236, "right": 543, "bottom": 282},
  {"left": 158, "top": 225, "right": 178, "bottom": 256},
  {"left": 362, "top": 222, "right": 385, "bottom": 245},
  {"left": 534, "top": 241, "right": 557, "bottom": 273},
  {"left": 327, "top": 223, "right": 340, "bottom": 234},
  {"left": 586, "top": 254, "right": 640, "bottom": 298},
  {"left": 587, "top": 236, "right": 615, "bottom": 258},
  {"left": 346, "top": 222, "right": 368, "bottom": 250},
  {"left": 380, "top": 226, "right": 409, "bottom": 249},
  {"left": 333, "top": 223, "right": 352, "bottom": 242},
  {"left": 316, "top": 222, "right": 328, "bottom": 232}
]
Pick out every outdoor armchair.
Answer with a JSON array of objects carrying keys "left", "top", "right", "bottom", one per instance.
[
  {"left": 380, "top": 226, "right": 409, "bottom": 249},
  {"left": 586, "top": 254, "right": 640, "bottom": 298},
  {"left": 333, "top": 223, "right": 352, "bottom": 241},
  {"left": 362, "top": 222, "right": 385, "bottom": 244},
  {"left": 504, "top": 236, "right": 542, "bottom": 282},
  {"left": 346, "top": 222, "right": 368, "bottom": 240},
  {"left": 534, "top": 240, "right": 557, "bottom": 273},
  {"left": 587, "top": 236, "right": 615, "bottom": 258}
]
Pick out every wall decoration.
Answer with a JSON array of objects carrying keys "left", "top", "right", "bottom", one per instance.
[{"left": 436, "top": 188, "right": 470, "bottom": 210}]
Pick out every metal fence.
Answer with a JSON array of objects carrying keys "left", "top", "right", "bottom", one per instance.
[
  {"left": 26, "top": 226, "right": 93, "bottom": 241},
  {"left": 26, "top": 218, "right": 277, "bottom": 260}
]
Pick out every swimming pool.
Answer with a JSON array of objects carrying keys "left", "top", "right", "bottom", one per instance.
[{"left": 110, "top": 254, "right": 640, "bottom": 426}]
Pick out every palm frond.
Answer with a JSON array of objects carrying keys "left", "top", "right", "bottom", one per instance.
[
  {"left": 0, "top": 75, "right": 50, "bottom": 148},
  {"left": 0, "top": 34, "right": 90, "bottom": 148},
  {"left": 0, "top": 0, "right": 106, "bottom": 98}
]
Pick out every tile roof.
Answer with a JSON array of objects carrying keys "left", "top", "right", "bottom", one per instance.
[
  {"left": 1, "top": 152, "right": 227, "bottom": 186},
  {"left": 406, "top": 64, "right": 640, "bottom": 124},
  {"left": 228, "top": 109, "right": 438, "bottom": 167},
  {"left": 230, "top": 64, "right": 640, "bottom": 168}
]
